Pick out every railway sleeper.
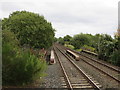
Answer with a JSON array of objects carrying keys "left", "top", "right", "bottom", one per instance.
[{"left": 73, "top": 85, "right": 93, "bottom": 88}]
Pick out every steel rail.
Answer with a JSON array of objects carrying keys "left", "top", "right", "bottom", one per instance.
[
  {"left": 55, "top": 45, "right": 101, "bottom": 90},
  {"left": 80, "top": 57, "right": 120, "bottom": 83},
  {"left": 59, "top": 45, "right": 120, "bottom": 83},
  {"left": 62, "top": 44, "right": 120, "bottom": 73},
  {"left": 53, "top": 46, "right": 73, "bottom": 90},
  {"left": 80, "top": 52, "right": 120, "bottom": 73}
]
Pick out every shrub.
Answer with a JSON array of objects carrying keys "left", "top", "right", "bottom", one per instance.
[
  {"left": 76, "top": 49, "right": 82, "bottom": 52},
  {"left": 110, "top": 51, "right": 120, "bottom": 66},
  {"left": 3, "top": 46, "right": 47, "bottom": 85},
  {"left": 81, "top": 45, "right": 96, "bottom": 52},
  {"left": 64, "top": 44, "right": 74, "bottom": 49},
  {"left": 2, "top": 30, "right": 47, "bottom": 86},
  {"left": 71, "top": 33, "right": 90, "bottom": 49}
]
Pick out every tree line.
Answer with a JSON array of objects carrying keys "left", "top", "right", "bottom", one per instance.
[{"left": 56, "top": 31, "right": 120, "bottom": 66}]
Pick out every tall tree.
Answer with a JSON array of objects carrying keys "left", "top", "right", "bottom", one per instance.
[
  {"left": 71, "top": 33, "right": 90, "bottom": 49},
  {"left": 2, "top": 11, "right": 55, "bottom": 49},
  {"left": 58, "top": 37, "right": 64, "bottom": 45},
  {"left": 63, "top": 35, "right": 72, "bottom": 42}
]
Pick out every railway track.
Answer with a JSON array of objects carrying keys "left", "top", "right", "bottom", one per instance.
[
  {"left": 78, "top": 54, "right": 120, "bottom": 83},
  {"left": 54, "top": 45, "right": 101, "bottom": 89},
  {"left": 57, "top": 44, "right": 120, "bottom": 84},
  {"left": 80, "top": 52, "right": 120, "bottom": 73}
]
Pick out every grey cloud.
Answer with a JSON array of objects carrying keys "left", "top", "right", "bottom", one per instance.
[
  {"left": 1, "top": 2, "right": 22, "bottom": 12},
  {"left": 46, "top": 13, "right": 97, "bottom": 24},
  {"left": 0, "top": 0, "right": 119, "bottom": 38}
]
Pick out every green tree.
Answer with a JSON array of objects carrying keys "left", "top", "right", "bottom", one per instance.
[
  {"left": 63, "top": 35, "right": 72, "bottom": 42},
  {"left": 63, "top": 35, "right": 72, "bottom": 45},
  {"left": 53, "top": 37, "right": 57, "bottom": 42},
  {"left": 92, "top": 34, "right": 101, "bottom": 51},
  {"left": 58, "top": 37, "right": 64, "bottom": 45},
  {"left": 98, "top": 34, "right": 114, "bottom": 60},
  {"left": 110, "top": 30, "right": 120, "bottom": 66},
  {"left": 2, "top": 11, "right": 55, "bottom": 49},
  {"left": 71, "top": 33, "right": 90, "bottom": 49}
]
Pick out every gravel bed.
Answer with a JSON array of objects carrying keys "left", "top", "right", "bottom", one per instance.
[
  {"left": 43, "top": 49, "right": 63, "bottom": 88},
  {"left": 73, "top": 57, "right": 120, "bottom": 89},
  {"left": 55, "top": 47, "right": 99, "bottom": 89},
  {"left": 79, "top": 54, "right": 119, "bottom": 80},
  {"left": 81, "top": 52, "right": 120, "bottom": 70},
  {"left": 56, "top": 48, "right": 83, "bottom": 79},
  {"left": 35, "top": 48, "right": 64, "bottom": 88},
  {"left": 58, "top": 45, "right": 120, "bottom": 89}
]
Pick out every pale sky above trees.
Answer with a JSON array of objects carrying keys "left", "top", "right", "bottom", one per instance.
[{"left": 0, "top": 0, "right": 119, "bottom": 37}]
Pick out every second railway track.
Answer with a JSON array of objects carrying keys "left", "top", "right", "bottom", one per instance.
[
  {"left": 80, "top": 52, "right": 120, "bottom": 73},
  {"left": 53, "top": 45, "right": 101, "bottom": 89},
  {"left": 57, "top": 44, "right": 120, "bottom": 84}
]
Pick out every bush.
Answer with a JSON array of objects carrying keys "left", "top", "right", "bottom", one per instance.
[
  {"left": 64, "top": 44, "right": 74, "bottom": 49},
  {"left": 71, "top": 33, "right": 90, "bottom": 49},
  {"left": 76, "top": 49, "right": 82, "bottom": 52},
  {"left": 110, "top": 51, "right": 120, "bottom": 66},
  {"left": 2, "top": 30, "right": 47, "bottom": 86},
  {"left": 81, "top": 45, "right": 96, "bottom": 52},
  {"left": 3, "top": 45, "right": 47, "bottom": 85},
  {"left": 98, "top": 34, "right": 114, "bottom": 60}
]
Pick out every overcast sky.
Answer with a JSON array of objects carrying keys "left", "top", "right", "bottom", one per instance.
[{"left": 0, "top": 0, "right": 119, "bottom": 38}]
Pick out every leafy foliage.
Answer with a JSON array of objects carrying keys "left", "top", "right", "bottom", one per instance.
[
  {"left": 110, "top": 50, "right": 120, "bottom": 66},
  {"left": 2, "top": 11, "right": 55, "bottom": 49},
  {"left": 110, "top": 37, "right": 120, "bottom": 66},
  {"left": 64, "top": 44, "right": 74, "bottom": 49},
  {"left": 53, "top": 37, "right": 58, "bottom": 42},
  {"left": 2, "top": 30, "right": 19, "bottom": 47},
  {"left": 2, "top": 30, "right": 47, "bottom": 86},
  {"left": 57, "top": 37, "right": 65, "bottom": 45},
  {"left": 63, "top": 35, "right": 72, "bottom": 42},
  {"left": 71, "top": 33, "right": 90, "bottom": 49},
  {"left": 98, "top": 34, "right": 114, "bottom": 60},
  {"left": 81, "top": 45, "right": 96, "bottom": 52},
  {"left": 57, "top": 33, "right": 120, "bottom": 66}
]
